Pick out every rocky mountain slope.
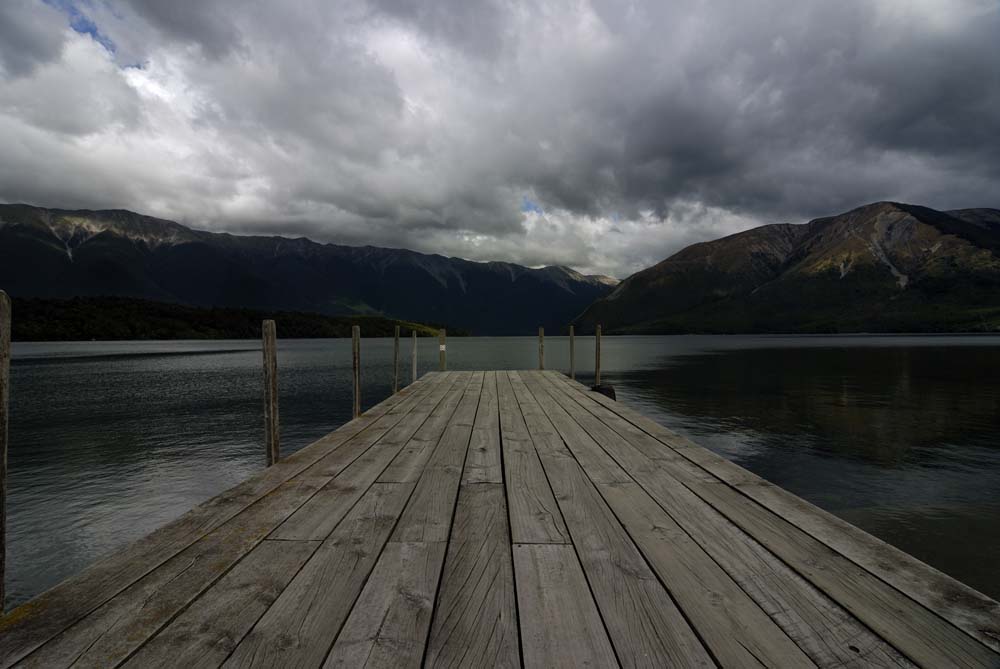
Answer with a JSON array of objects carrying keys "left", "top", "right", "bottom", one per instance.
[
  {"left": 0, "top": 204, "right": 616, "bottom": 335},
  {"left": 576, "top": 202, "right": 1000, "bottom": 333}
]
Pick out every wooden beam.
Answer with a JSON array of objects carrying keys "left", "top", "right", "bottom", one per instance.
[
  {"left": 352, "top": 325, "right": 361, "bottom": 419},
  {"left": 569, "top": 324, "right": 575, "bottom": 380},
  {"left": 261, "top": 319, "right": 279, "bottom": 467},
  {"left": 595, "top": 324, "right": 602, "bottom": 386},
  {"left": 538, "top": 327, "right": 544, "bottom": 370},
  {"left": 0, "top": 290, "right": 10, "bottom": 612},
  {"left": 439, "top": 328, "right": 447, "bottom": 371},
  {"left": 411, "top": 330, "right": 418, "bottom": 384},
  {"left": 392, "top": 325, "right": 400, "bottom": 394}
]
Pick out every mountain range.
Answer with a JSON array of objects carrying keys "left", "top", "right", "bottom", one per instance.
[
  {"left": 3, "top": 201, "right": 999, "bottom": 336},
  {"left": 0, "top": 204, "right": 616, "bottom": 335},
  {"left": 576, "top": 202, "right": 1000, "bottom": 333}
]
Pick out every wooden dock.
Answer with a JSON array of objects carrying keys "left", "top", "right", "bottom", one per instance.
[{"left": 1, "top": 370, "right": 998, "bottom": 668}]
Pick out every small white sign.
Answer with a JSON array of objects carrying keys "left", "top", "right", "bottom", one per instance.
[{"left": 439, "top": 344, "right": 446, "bottom": 351}]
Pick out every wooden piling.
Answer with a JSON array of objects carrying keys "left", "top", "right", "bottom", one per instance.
[
  {"left": 0, "top": 291, "right": 10, "bottom": 611},
  {"left": 569, "top": 325, "right": 575, "bottom": 380},
  {"left": 261, "top": 319, "right": 279, "bottom": 467},
  {"left": 352, "top": 325, "right": 361, "bottom": 418},
  {"left": 411, "top": 330, "right": 418, "bottom": 384},
  {"left": 392, "top": 325, "right": 400, "bottom": 394},
  {"left": 538, "top": 327, "right": 545, "bottom": 370},
  {"left": 439, "top": 329, "right": 447, "bottom": 371},
  {"left": 595, "top": 324, "right": 602, "bottom": 387}
]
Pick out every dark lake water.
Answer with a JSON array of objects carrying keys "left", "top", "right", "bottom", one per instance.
[{"left": 5, "top": 335, "right": 1000, "bottom": 609}]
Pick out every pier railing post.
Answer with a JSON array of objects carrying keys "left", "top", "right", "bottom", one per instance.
[
  {"left": 1, "top": 291, "right": 10, "bottom": 611},
  {"left": 439, "top": 329, "right": 447, "bottom": 371},
  {"left": 392, "top": 325, "right": 400, "bottom": 394},
  {"left": 569, "top": 325, "right": 575, "bottom": 380},
  {"left": 538, "top": 327, "right": 544, "bottom": 370},
  {"left": 595, "top": 324, "right": 602, "bottom": 387},
  {"left": 411, "top": 330, "right": 418, "bottom": 383},
  {"left": 262, "top": 319, "right": 280, "bottom": 467},
  {"left": 352, "top": 325, "right": 361, "bottom": 418}
]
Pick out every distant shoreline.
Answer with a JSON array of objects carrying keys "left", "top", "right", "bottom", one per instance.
[{"left": 7, "top": 296, "right": 457, "bottom": 342}]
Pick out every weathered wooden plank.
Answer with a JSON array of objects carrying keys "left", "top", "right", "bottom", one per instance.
[
  {"left": 496, "top": 372, "right": 569, "bottom": 544},
  {"left": 16, "top": 476, "right": 331, "bottom": 669},
  {"left": 513, "top": 543, "right": 619, "bottom": 669},
  {"left": 390, "top": 374, "right": 483, "bottom": 543},
  {"left": 520, "top": 371, "right": 815, "bottom": 668},
  {"left": 511, "top": 374, "right": 715, "bottom": 667},
  {"left": 512, "top": 375, "right": 713, "bottom": 668},
  {"left": 121, "top": 539, "right": 319, "bottom": 669},
  {"left": 534, "top": 371, "right": 912, "bottom": 668},
  {"left": 271, "top": 372, "right": 463, "bottom": 540},
  {"left": 379, "top": 372, "right": 477, "bottom": 483},
  {"left": 512, "top": 372, "right": 629, "bottom": 485},
  {"left": 262, "top": 319, "right": 280, "bottom": 466},
  {"left": 547, "top": 372, "right": 1000, "bottom": 667},
  {"left": 425, "top": 484, "right": 520, "bottom": 668},
  {"left": 323, "top": 541, "right": 448, "bottom": 668},
  {"left": 0, "top": 373, "right": 442, "bottom": 666},
  {"left": 222, "top": 482, "right": 414, "bottom": 668},
  {"left": 462, "top": 371, "right": 501, "bottom": 484}
]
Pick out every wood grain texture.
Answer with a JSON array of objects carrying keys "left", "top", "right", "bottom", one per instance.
[
  {"left": 535, "top": 371, "right": 912, "bottom": 668},
  {"left": 496, "top": 372, "right": 569, "bottom": 544},
  {"left": 462, "top": 371, "right": 501, "bottom": 484},
  {"left": 548, "top": 370, "right": 1000, "bottom": 663},
  {"left": 513, "top": 543, "right": 619, "bottom": 669},
  {"left": 0, "top": 374, "right": 439, "bottom": 667},
  {"left": 378, "top": 372, "right": 473, "bottom": 483},
  {"left": 223, "top": 482, "right": 414, "bottom": 669},
  {"left": 262, "top": 319, "right": 280, "bottom": 466},
  {"left": 17, "top": 476, "right": 330, "bottom": 669},
  {"left": 323, "top": 541, "right": 448, "bottom": 668},
  {"left": 514, "top": 373, "right": 715, "bottom": 668},
  {"left": 271, "top": 373, "right": 462, "bottom": 540},
  {"left": 121, "top": 539, "right": 319, "bottom": 669},
  {"left": 390, "top": 374, "right": 482, "bottom": 543},
  {"left": 425, "top": 484, "right": 520, "bottom": 668}
]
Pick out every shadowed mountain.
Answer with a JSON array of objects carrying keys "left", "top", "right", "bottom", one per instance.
[
  {"left": 0, "top": 204, "right": 616, "bottom": 335},
  {"left": 576, "top": 202, "right": 1000, "bottom": 333}
]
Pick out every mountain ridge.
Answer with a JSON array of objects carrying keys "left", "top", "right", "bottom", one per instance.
[
  {"left": 0, "top": 203, "right": 616, "bottom": 335},
  {"left": 576, "top": 201, "right": 1000, "bottom": 333}
]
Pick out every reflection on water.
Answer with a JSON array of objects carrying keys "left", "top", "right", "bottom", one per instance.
[{"left": 6, "top": 335, "right": 1000, "bottom": 608}]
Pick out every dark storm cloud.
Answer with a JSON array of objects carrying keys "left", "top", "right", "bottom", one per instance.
[
  {"left": 1, "top": 0, "right": 998, "bottom": 277},
  {"left": 0, "top": 2, "right": 67, "bottom": 76}
]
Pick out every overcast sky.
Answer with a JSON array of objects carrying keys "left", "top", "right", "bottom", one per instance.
[{"left": 1, "top": 0, "right": 998, "bottom": 277}]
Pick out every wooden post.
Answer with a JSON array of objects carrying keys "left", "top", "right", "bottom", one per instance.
[
  {"left": 595, "top": 324, "right": 602, "bottom": 387},
  {"left": 262, "top": 319, "right": 280, "bottom": 467},
  {"left": 538, "top": 327, "right": 544, "bottom": 370},
  {"left": 0, "top": 291, "right": 10, "bottom": 611},
  {"left": 411, "top": 330, "right": 418, "bottom": 384},
  {"left": 392, "top": 325, "right": 400, "bottom": 394},
  {"left": 569, "top": 325, "right": 575, "bottom": 380},
  {"left": 439, "top": 329, "right": 447, "bottom": 371},
  {"left": 352, "top": 325, "right": 361, "bottom": 418}
]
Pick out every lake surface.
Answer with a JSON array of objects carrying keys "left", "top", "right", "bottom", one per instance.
[{"left": 5, "top": 335, "right": 1000, "bottom": 609}]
